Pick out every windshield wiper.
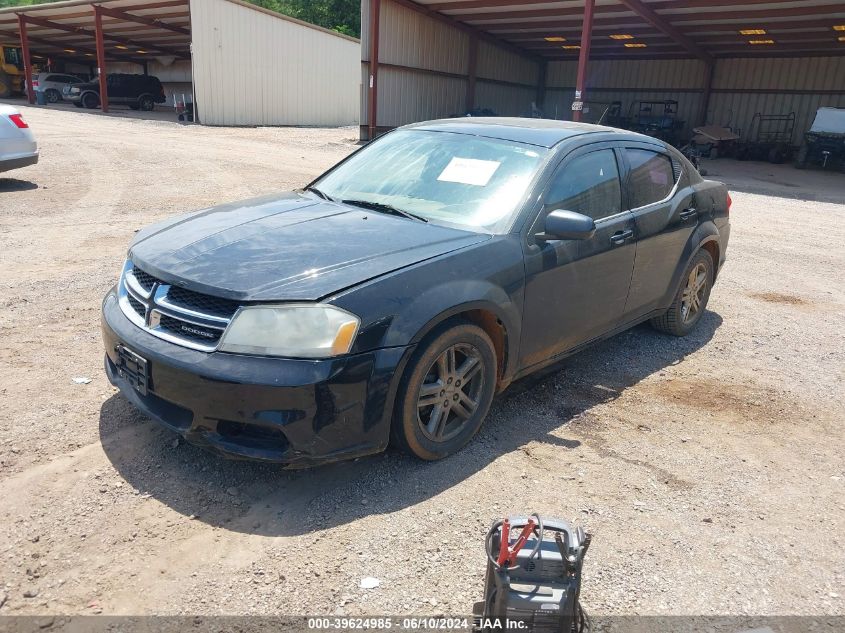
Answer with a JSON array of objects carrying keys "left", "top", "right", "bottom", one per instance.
[
  {"left": 305, "top": 186, "right": 335, "bottom": 202},
  {"left": 341, "top": 199, "right": 428, "bottom": 223}
]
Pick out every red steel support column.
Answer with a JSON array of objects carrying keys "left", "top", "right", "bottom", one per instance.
[
  {"left": 17, "top": 15, "right": 35, "bottom": 104},
  {"left": 367, "top": 0, "right": 381, "bottom": 141},
  {"left": 466, "top": 35, "right": 478, "bottom": 113},
  {"left": 572, "top": 0, "right": 595, "bottom": 123},
  {"left": 93, "top": 6, "right": 109, "bottom": 112}
]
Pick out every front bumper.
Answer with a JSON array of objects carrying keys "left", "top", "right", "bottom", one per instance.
[{"left": 101, "top": 291, "right": 410, "bottom": 467}]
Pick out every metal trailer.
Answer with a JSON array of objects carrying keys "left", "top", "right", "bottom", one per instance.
[
  {"left": 795, "top": 107, "right": 845, "bottom": 171},
  {"left": 735, "top": 111, "right": 796, "bottom": 163}
]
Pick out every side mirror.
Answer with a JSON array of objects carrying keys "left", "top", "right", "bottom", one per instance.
[{"left": 537, "top": 209, "right": 596, "bottom": 241}]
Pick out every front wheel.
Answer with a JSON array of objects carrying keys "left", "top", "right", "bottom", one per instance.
[
  {"left": 651, "top": 249, "right": 714, "bottom": 337},
  {"left": 392, "top": 322, "right": 497, "bottom": 461},
  {"left": 82, "top": 92, "right": 99, "bottom": 109}
]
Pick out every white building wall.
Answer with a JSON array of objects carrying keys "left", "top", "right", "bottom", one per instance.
[{"left": 190, "top": 0, "right": 360, "bottom": 126}]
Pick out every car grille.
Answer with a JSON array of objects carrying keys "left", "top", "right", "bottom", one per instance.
[{"left": 118, "top": 261, "right": 240, "bottom": 352}]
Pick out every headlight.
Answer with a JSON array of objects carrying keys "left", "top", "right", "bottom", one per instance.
[
  {"left": 219, "top": 304, "right": 360, "bottom": 358},
  {"left": 70, "top": 87, "right": 80, "bottom": 94}
]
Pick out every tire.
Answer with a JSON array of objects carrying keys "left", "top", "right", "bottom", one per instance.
[
  {"left": 82, "top": 92, "right": 99, "bottom": 109},
  {"left": 391, "top": 321, "right": 497, "bottom": 461},
  {"left": 138, "top": 96, "right": 155, "bottom": 111},
  {"left": 651, "top": 249, "right": 714, "bottom": 337},
  {"left": 0, "top": 71, "right": 11, "bottom": 99},
  {"left": 45, "top": 89, "right": 61, "bottom": 104},
  {"left": 768, "top": 146, "right": 785, "bottom": 164}
]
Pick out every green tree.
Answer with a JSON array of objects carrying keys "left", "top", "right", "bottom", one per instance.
[{"left": 0, "top": 0, "right": 360, "bottom": 37}]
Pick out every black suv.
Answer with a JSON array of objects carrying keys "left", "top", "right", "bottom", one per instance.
[{"left": 66, "top": 73, "right": 166, "bottom": 111}]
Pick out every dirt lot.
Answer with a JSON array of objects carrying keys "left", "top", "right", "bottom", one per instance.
[{"left": 1, "top": 104, "right": 843, "bottom": 618}]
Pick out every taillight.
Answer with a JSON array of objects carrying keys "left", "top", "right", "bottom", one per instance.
[
  {"left": 727, "top": 192, "right": 732, "bottom": 215},
  {"left": 32, "top": 80, "right": 39, "bottom": 88},
  {"left": 8, "top": 114, "right": 29, "bottom": 129}
]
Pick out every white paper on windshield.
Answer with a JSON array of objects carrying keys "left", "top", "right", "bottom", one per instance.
[{"left": 437, "top": 158, "right": 501, "bottom": 186}]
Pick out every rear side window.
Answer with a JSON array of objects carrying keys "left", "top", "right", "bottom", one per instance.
[
  {"left": 545, "top": 149, "right": 622, "bottom": 221},
  {"left": 625, "top": 149, "right": 676, "bottom": 208}
]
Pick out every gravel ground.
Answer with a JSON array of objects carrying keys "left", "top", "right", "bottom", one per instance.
[{"left": 0, "top": 104, "right": 843, "bottom": 618}]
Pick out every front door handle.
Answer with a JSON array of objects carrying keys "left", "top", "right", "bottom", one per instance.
[
  {"left": 680, "top": 208, "right": 698, "bottom": 221},
  {"left": 610, "top": 229, "right": 634, "bottom": 246}
]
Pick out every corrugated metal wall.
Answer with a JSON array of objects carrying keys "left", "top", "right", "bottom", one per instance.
[
  {"left": 545, "top": 56, "right": 845, "bottom": 142},
  {"left": 190, "top": 0, "right": 360, "bottom": 127},
  {"left": 709, "top": 57, "right": 845, "bottom": 141},
  {"left": 546, "top": 58, "right": 707, "bottom": 133},
  {"left": 361, "top": 0, "right": 541, "bottom": 139}
]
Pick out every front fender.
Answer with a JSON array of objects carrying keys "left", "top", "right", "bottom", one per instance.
[{"left": 330, "top": 236, "right": 525, "bottom": 381}]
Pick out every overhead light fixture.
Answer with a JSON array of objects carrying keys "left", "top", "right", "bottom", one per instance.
[
  {"left": 85, "top": 53, "right": 94, "bottom": 57},
  {"left": 739, "top": 29, "right": 766, "bottom": 35},
  {"left": 833, "top": 25, "right": 845, "bottom": 31},
  {"left": 115, "top": 45, "right": 129, "bottom": 50},
  {"left": 624, "top": 43, "right": 647, "bottom": 48},
  {"left": 609, "top": 34, "right": 634, "bottom": 40},
  {"left": 64, "top": 48, "right": 76, "bottom": 53},
  {"left": 748, "top": 39, "right": 775, "bottom": 44},
  {"left": 545, "top": 36, "right": 566, "bottom": 42},
  {"left": 839, "top": 36, "right": 845, "bottom": 42},
  {"left": 562, "top": 45, "right": 580, "bottom": 50},
  {"left": 137, "top": 50, "right": 148, "bottom": 54}
]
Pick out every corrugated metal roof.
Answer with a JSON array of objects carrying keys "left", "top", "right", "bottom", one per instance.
[{"left": 413, "top": 0, "right": 845, "bottom": 61}]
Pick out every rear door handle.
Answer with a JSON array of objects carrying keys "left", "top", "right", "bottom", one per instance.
[
  {"left": 680, "top": 208, "right": 698, "bottom": 221},
  {"left": 610, "top": 229, "right": 634, "bottom": 246}
]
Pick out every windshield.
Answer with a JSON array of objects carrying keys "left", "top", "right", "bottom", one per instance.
[{"left": 313, "top": 129, "right": 547, "bottom": 233}]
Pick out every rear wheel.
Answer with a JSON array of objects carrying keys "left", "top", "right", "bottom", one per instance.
[
  {"left": 651, "top": 249, "right": 714, "bottom": 337},
  {"left": 45, "top": 89, "right": 61, "bottom": 103},
  {"left": 138, "top": 95, "right": 155, "bottom": 111},
  {"left": 82, "top": 92, "right": 99, "bottom": 109},
  {"left": 392, "top": 322, "right": 497, "bottom": 461}
]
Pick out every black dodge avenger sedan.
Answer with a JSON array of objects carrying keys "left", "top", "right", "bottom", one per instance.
[{"left": 102, "top": 118, "right": 730, "bottom": 466}]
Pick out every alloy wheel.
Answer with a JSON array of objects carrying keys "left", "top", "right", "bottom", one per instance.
[
  {"left": 681, "top": 262, "right": 708, "bottom": 323},
  {"left": 416, "top": 343, "right": 485, "bottom": 442}
]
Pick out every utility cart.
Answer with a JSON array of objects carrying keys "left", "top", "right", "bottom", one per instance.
[
  {"left": 735, "top": 111, "right": 796, "bottom": 163},
  {"left": 577, "top": 100, "right": 623, "bottom": 127},
  {"left": 795, "top": 107, "right": 845, "bottom": 171},
  {"left": 626, "top": 99, "right": 685, "bottom": 146}
]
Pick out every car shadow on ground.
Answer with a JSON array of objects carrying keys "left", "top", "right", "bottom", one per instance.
[
  {"left": 0, "top": 178, "right": 38, "bottom": 192},
  {"left": 100, "top": 311, "right": 722, "bottom": 536}
]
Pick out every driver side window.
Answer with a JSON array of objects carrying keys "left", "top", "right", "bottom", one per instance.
[{"left": 545, "top": 149, "right": 622, "bottom": 221}]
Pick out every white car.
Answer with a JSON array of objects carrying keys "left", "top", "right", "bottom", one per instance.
[
  {"left": 0, "top": 104, "right": 38, "bottom": 173},
  {"left": 32, "top": 72, "right": 84, "bottom": 103}
]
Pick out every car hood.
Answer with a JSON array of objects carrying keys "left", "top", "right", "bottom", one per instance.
[{"left": 129, "top": 192, "right": 490, "bottom": 301}]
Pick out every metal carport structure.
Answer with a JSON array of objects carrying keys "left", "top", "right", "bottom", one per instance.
[
  {"left": 361, "top": 0, "right": 845, "bottom": 141},
  {"left": 0, "top": 0, "right": 360, "bottom": 126},
  {"left": 1, "top": 0, "right": 191, "bottom": 113}
]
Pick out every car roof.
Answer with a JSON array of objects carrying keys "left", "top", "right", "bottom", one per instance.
[{"left": 405, "top": 117, "right": 660, "bottom": 149}]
